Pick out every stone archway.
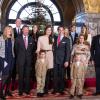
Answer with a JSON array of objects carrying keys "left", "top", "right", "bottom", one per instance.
[
  {"left": 1, "top": 0, "right": 85, "bottom": 30},
  {"left": 1, "top": 0, "right": 100, "bottom": 32}
]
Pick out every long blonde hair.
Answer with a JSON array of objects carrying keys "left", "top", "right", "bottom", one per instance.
[{"left": 3, "top": 26, "right": 14, "bottom": 40}]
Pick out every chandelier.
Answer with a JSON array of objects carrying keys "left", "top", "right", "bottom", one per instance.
[{"left": 28, "top": 0, "right": 51, "bottom": 25}]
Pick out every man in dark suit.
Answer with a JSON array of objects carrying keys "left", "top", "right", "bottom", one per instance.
[
  {"left": 70, "top": 24, "right": 78, "bottom": 46},
  {"left": 53, "top": 26, "right": 70, "bottom": 94},
  {"left": 11, "top": 18, "right": 22, "bottom": 90},
  {"left": 13, "top": 18, "right": 22, "bottom": 38},
  {"left": 91, "top": 34, "right": 100, "bottom": 95},
  {"left": 66, "top": 24, "right": 78, "bottom": 80},
  {"left": 14, "top": 25, "right": 35, "bottom": 95}
]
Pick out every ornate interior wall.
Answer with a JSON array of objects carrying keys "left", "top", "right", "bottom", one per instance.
[
  {"left": 83, "top": 0, "right": 100, "bottom": 13},
  {"left": 75, "top": 0, "right": 100, "bottom": 36}
]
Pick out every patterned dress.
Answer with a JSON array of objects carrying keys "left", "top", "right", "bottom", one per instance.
[
  {"left": 71, "top": 43, "right": 90, "bottom": 69},
  {"left": 70, "top": 43, "right": 90, "bottom": 95},
  {"left": 70, "top": 61, "right": 85, "bottom": 95}
]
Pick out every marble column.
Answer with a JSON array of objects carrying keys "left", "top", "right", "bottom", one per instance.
[
  {"left": 85, "top": 13, "right": 100, "bottom": 36},
  {"left": 75, "top": 13, "right": 100, "bottom": 36}
]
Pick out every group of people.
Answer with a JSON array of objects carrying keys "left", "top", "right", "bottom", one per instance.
[{"left": 0, "top": 18, "right": 100, "bottom": 100}]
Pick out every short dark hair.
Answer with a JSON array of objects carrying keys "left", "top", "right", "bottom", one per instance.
[
  {"left": 22, "top": 25, "right": 29, "bottom": 30},
  {"left": 57, "top": 25, "right": 64, "bottom": 31},
  {"left": 15, "top": 18, "right": 21, "bottom": 21}
]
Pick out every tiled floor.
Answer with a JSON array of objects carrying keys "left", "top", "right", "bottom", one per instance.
[{"left": 6, "top": 87, "right": 100, "bottom": 100}]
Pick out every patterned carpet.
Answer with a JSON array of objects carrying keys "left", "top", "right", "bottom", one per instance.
[
  {"left": 6, "top": 87, "right": 100, "bottom": 100},
  {"left": 0, "top": 78, "right": 97, "bottom": 100},
  {"left": 0, "top": 77, "right": 97, "bottom": 100}
]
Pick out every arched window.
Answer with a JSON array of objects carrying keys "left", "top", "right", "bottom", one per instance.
[{"left": 6, "top": 0, "right": 63, "bottom": 32}]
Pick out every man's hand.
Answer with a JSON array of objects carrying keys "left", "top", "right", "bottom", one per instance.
[
  {"left": 91, "top": 60, "right": 95, "bottom": 66},
  {"left": 64, "top": 62, "right": 69, "bottom": 67}
]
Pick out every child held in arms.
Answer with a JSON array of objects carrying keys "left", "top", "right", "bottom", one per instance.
[{"left": 35, "top": 50, "right": 48, "bottom": 97}]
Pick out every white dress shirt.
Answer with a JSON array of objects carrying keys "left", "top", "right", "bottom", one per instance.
[
  {"left": 71, "top": 32, "right": 75, "bottom": 41},
  {"left": 16, "top": 27, "right": 21, "bottom": 34}
]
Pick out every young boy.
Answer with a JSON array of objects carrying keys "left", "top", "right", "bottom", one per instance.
[
  {"left": 70, "top": 54, "right": 85, "bottom": 99},
  {"left": 35, "top": 50, "right": 48, "bottom": 97}
]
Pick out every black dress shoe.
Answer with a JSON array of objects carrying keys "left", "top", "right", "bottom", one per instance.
[
  {"left": 60, "top": 91, "right": 65, "bottom": 95},
  {"left": 19, "top": 92, "right": 23, "bottom": 96},
  {"left": 25, "top": 92, "right": 30, "bottom": 95},
  {"left": 0, "top": 95, "right": 6, "bottom": 100},
  {"left": 6, "top": 91, "right": 13, "bottom": 96},
  {"left": 37, "top": 93, "right": 44, "bottom": 97},
  {"left": 77, "top": 94, "right": 83, "bottom": 99},
  {"left": 44, "top": 92, "right": 48, "bottom": 95},
  {"left": 92, "top": 92, "right": 100, "bottom": 96},
  {"left": 51, "top": 91, "right": 56, "bottom": 94},
  {"left": 69, "top": 95, "right": 74, "bottom": 99}
]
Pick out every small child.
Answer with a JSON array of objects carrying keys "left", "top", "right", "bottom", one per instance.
[
  {"left": 35, "top": 50, "right": 48, "bottom": 97},
  {"left": 70, "top": 54, "right": 85, "bottom": 99}
]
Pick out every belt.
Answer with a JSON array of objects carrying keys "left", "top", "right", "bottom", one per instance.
[{"left": 42, "top": 50, "right": 52, "bottom": 52}]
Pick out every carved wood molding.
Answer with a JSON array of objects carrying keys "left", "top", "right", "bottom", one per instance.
[{"left": 83, "top": 0, "right": 100, "bottom": 13}]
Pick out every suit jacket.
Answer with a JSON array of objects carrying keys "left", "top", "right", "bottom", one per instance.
[
  {"left": 70, "top": 32, "right": 78, "bottom": 45},
  {"left": 91, "top": 35, "right": 100, "bottom": 65},
  {"left": 13, "top": 28, "right": 22, "bottom": 38},
  {"left": 53, "top": 35, "right": 70, "bottom": 65},
  {"left": 14, "top": 34, "right": 35, "bottom": 68}
]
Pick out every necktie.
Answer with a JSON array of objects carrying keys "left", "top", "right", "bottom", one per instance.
[
  {"left": 71, "top": 32, "right": 75, "bottom": 41},
  {"left": 24, "top": 36, "right": 28, "bottom": 49},
  {"left": 57, "top": 35, "right": 61, "bottom": 45},
  {"left": 18, "top": 28, "right": 20, "bottom": 34}
]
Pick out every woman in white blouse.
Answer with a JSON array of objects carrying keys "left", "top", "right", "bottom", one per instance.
[{"left": 36, "top": 25, "right": 54, "bottom": 94}]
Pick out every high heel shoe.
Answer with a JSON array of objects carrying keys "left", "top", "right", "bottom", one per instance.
[{"left": 0, "top": 92, "right": 6, "bottom": 100}]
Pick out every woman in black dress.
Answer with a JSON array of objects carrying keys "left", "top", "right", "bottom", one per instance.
[{"left": 30, "top": 24, "right": 40, "bottom": 82}]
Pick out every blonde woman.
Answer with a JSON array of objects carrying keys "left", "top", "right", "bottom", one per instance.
[{"left": 0, "top": 26, "right": 14, "bottom": 99}]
